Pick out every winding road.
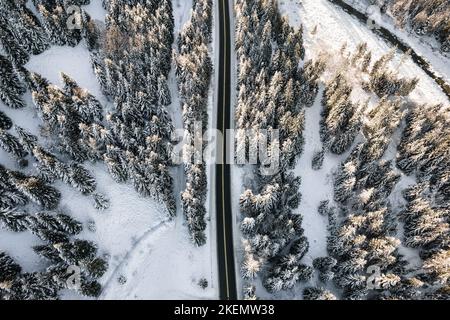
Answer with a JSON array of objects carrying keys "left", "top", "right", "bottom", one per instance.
[{"left": 215, "top": 0, "right": 238, "bottom": 300}]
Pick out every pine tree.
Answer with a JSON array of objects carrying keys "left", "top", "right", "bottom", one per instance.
[
  {"left": 0, "top": 111, "right": 12, "bottom": 130},
  {"left": 368, "top": 51, "right": 418, "bottom": 97},
  {"left": 0, "top": 129, "right": 28, "bottom": 160},
  {"left": 14, "top": 125, "right": 38, "bottom": 152},
  {"left": 313, "top": 257, "right": 337, "bottom": 273},
  {"left": 157, "top": 75, "right": 171, "bottom": 106},
  {"left": 0, "top": 55, "right": 26, "bottom": 109},
  {"left": 243, "top": 283, "right": 258, "bottom": 300},
  {"left": 49, "top": 240, "right": 107, "bottom": 279},
  {"left": 29, "top": 211, "right": 82, "bottom": 237},
  {"left": 8, "top": 171, "right": 60, "bottom": 210},
  {"left": 241, "top": 252, "right": 261, "bottom": 279},
  {"left": 35, "top": 2, "right": 81, "bottom": 47},
  {"left": 26, "top": 214, "right": 70, "bottom": 244},
  {"left": 0, "top": 251, "right": 21, "bottom": 284},
  {"left": 61, "top": 72, "right": 103, "bottom": 123},
  {"left": 0, "top": 0, "right": 49, "bottom": 55},
  {"left": 320, "top": 73, "right": 363, "bottom": 155},
  {"left": 17, "top": 128, "right": 102, "bottom": 204},
  {"left": 66, "top": 163, "right": 97, "bottom": 195},
  {"left": 104, "top": 145, "right": 128, "bottom": 183},
  {"left": 303, "top": 287, "right": 336, "bottom": 300},
  {"left": 0, "top": 207, "right": 29, "bottom": 232},
  {"left": 0, "top": 25, "right": 29, "bottom": 65},
  {"left": 10, "top": 272, "right": 59, "bottom": 300},
  {"left": 290, "top": 235, "right": 309, "bottom": 260},
  {"left": 92, "top": 193, "right": 110, "bottom": 211},
  {"left": 0, "top": 165, "right": 28, "bottom": 209},
  {"left": 311, "top": 149, "right": 324, "bottom": 170},
  {"left": 298, "top": 58, "right": 326, "bottom": 108}
]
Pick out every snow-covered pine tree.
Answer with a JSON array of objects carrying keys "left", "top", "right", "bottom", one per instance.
[
  {"left": 0, "top": 0, "right": 49, "bottom": 56},
  {"left": 233, "top": 0, "right": 310, "bottom": 287},
  {"left": 320, "top": 73, "right": 365, "bottom": 155},
  {"left": 35, "top": 239, "right": 107, "bottom": 280},
  {"left": 0, "top": 207, "right": 29, "bottom": 232},
  {"left": 368, "top": 50, "right": 418, "bottom": 97},
  {"left": 7, "top": 170, "right": 60, "bottom": 210},
  {"left": 0, "top": 129, "right": 28, "bottom": 161},
  {"left": 34, "top": 0, "right": 82, "bottom": 47},
  {"left": 0, "top": 165, "right": 28, "bottom": 209},
  {"left": 0, "top": 24, "right": 29, "bottom": 65},
  {"left": 297, "top": 58, "right": 326, "bottom": 108},
  {"left": 0, "top": 55, "right": 26, "bottom": 108},
  {"left": 0, "top": 111, "right": 12, "bottom": 130},
  {"left": 175, "top": 0, "right": 214, "bottom": 244},
  {"left": 0, "top": 251, "right": 21, "bottom": 284},
  {"left": 303, "top": 287, "right": 337, "bottom": 300},
  {"left": 61, "top": 72, "right": 103, "bottom": 123},
  {"left": 243, "top": 283, "right": 258, "bottom": 300},
  {"left": 311, "top": 148, "right": 325, "bottom": 170}
]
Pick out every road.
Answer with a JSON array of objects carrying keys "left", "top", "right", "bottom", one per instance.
[{"left": 216, "top": 0, "right": 237, "bottom": 300}]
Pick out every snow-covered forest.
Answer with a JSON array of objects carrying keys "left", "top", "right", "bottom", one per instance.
[
  {"left": 0, "top": 0, "right": 449, "bottom": 301},
  {"left": 349, "top": 0, "right": 450, "bottom": 55},
  {"left": 233, "top": 0, "right": 449, "bottom": 300}
]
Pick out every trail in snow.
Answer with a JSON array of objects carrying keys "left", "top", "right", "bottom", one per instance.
[
  {"left": 294, "top": 88, "right": 335, "bottom": 263},
  {"left": 101, "top": 214, "right": 216, "bottom": 299},
  {"left": 100, "top": 220, "right": 170, "bottom": 297}
]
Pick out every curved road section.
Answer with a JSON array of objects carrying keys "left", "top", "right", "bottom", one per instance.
[{"left": 216, "top": 0, "right": 237, "bottom": 300}]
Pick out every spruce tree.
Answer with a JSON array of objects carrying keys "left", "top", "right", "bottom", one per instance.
[
  {"left": 0, "top": 111, "right": 12, "bottom": 130},
  {"left": 0, "top": 25, "right": 30, "bottom": 65},
  {"left": 0, "top": 251, "right": 21, "bottom": 286},
  {"left": 8, "top": 171, "right": 61, "bottom": 210},
  {"left": 0, "top": 129, "right": 28, "bottom": 160},
  {"left": 0, "top": 207, "right": 29, "bottom": 232},
  {"left": 0, "top": 55, "right": 26, "bottom": 109},
  {"left": 303, "top": 287, "right": 336, "bottom": 300}
]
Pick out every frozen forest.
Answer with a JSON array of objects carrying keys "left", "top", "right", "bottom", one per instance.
[{"left": 0, "top": 0, "right": 449, "bottom": 301}]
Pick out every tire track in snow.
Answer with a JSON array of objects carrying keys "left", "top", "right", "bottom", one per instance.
[{"left": 99, "top": 220, "right": 171, "bottom": 298}]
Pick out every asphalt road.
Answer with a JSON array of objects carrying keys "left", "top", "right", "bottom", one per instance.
[{"left": 216, "top": 0, "right": 238, "bottom": 300}]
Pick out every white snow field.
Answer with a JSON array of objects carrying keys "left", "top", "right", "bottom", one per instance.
[{"left": 0, "top": 0, "right": 217, "bottom": 300}]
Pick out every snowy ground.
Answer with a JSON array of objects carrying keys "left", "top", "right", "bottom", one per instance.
[{"left": 0, "top": 0, "right": 217, "bottom": 300}]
